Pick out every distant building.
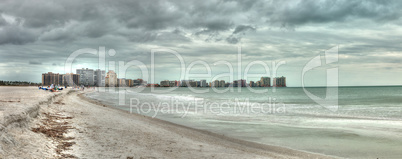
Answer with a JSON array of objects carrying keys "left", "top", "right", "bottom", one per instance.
[
  {"left": 169, "top": 81, "right": 176, "bottom": 87},
  {"left": 126, "top": 79, "right": 133, "bottom": 87},
  {"left": 273, "top": 76, "right": 286, "bottom": 87},
  {"left": 232, "top": 80, "right": 246, "bottom": 87},
  {"left": 158, "top": 80, "right": 176, "bottom": 87},
  {"left": 42, "top": 72, "right": 80, "bottom": 86},
  {"left": 133, "top": 79, "right": 144, "bottom": 86},
  {"left": 42, "top": 72, "right": 61, "bottom": 86},
  {"left": 62, "top": 73, "right": 80, "bottom": 86},
  {"left": 239, "top": 79, "right": 246, "bottom": 87},
  {"left": 219, "top": 80, "right": 225, "bottom": 87},
  {"left": 77, "top": 68, "right": 95, "bottom": 86},
  {"left": 256, "top": 81, "right": 261, "bottom": 87},
  {"left": 188, "top": 81, "right": 197, "bottom": 87},
  {"left": 200, "top": 80, "right": 207, "bottom": 87},
  {"left": 181, "top": 80, "right": 193, "bottom": 87},
  {"left": 213, "top": 80, "right": 219, "bottom": 87},
  {"left": 232, "top": 80, "right": 238, "bottom": 87},
  {"left": 105, "top": 70, "right": 117, "bottom": 87},
  {"left": 160, "top": 80, "right": 170, "bottom": 87},
  {"left": 175, "top": 80, "right": 180, "bottom": 87},
  {"left": 260, "top": 77, "right": 270, "bottom": 87},
  {"left": 94, "top": 69, "right": 106, "bottom": 87},
  {"left": 249, "top": 81, "right": 254, "bottom": 87},
  {"left": 118, "top": 78, "right": 127, "bottom": 87}
]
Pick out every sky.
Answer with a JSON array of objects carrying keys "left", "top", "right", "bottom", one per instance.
[{"left": 1, "top": 0, "right": 402, "bottom": 86}]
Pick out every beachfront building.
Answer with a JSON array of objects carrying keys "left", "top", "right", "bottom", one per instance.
[
  {"left": 249, "top": 81, "right": 255, "bottom": 87},
  {"left": 273, "top": 76, "right": 286, "bottom": 87},
  {"left": 62, "top": 73, "right": 80, "bottom": 86},
  {"left": 133, "top": 79, "right": 144, "bottom": 86},
  {"left": 189, "top": 81, "right": 197, "bottom": 87},
  {"left": 42, "top": 72, "right": 80, "bottom": 86},
  {"left": 200, "top": 80, "right": 207, "bottom": 87},
  {"left": 126, "top": 79, "right": 133, "bottom": 87},
  {"left": 260, "top": 77, "right": 271, "bottom": 87},
  {"left": 181, "top": 80, "right": 193, "bottom": 87},
  {"left": 212, "top": 80, "right": 219, "bottom": 87},
  {"left": 160, "top": 80, "right": 170, "bottom": 87},
  {"left": 175, "top": 80, "right": 180, "bottom": 87},
  {"left": 105, "top": 70, "right": 117, "bottom": 87},
  {"left": 94, "top": 69, "right": 106, "bottom": 87},
  {"left": 118, "top": 78, "right": 127, "bottom": 87},
  {"left": 77, "top": 68, "right": 95, "bottom": 86},
  {"left": 42, "top": 72, "right": 61, "bottom": 86},
  {"left": 239, "top": 79, "right": 246, "bottom": 87},
  {"left": 232, "top": 80, "right": 238, "bottom": 87},
  {"left": 219, "top": 80, "right": 225, "bottom": 87},
  {"left": 169, "top": 81, "right": 176, "bottom": 87},
  {"left": 256, "top": 81, "right": 261, "bottom": 87}
]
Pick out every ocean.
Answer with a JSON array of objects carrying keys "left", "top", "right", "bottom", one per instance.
[{"left": 86, "top": 86, "right": 402, "bottom": 158}]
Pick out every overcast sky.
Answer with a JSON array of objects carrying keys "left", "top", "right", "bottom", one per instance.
[{"left": 1, "top": 0, "right": 402, "bottom": 86}]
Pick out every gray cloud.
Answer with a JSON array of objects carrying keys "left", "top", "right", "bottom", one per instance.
[
  {"left": 2, "top": 0, "right": 401, "bottom": 44},
  {"left": 0, "top": 0, "right": 402, "bottom": 85},
  {"left": 233, "top": 25, "right": 256, "bottom": 34},
  {"left": 29, "top": 60, "right": 42, "bottom": 65},
  {"left": 265, "top": 0, "right": 402, "bottom": 28},
  {"left": 0, "top": 21, "right": 37, "bottom": 45},
  {"left": 226, "top": 35, "right": 240, "bottom": 44}
]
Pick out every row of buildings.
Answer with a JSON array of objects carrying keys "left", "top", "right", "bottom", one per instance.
[
  {"left": 41, "top": 68, "right": 146, "bottom": 87},
  {"left": 104, "top": 70, "right": 146, "bottom": 87},
  {"left": 41, "top": 72, "right": 80, "bottom": 87},
  {"left": 159, "top": 76, "right": 286, "bottom": 87},
  {"left": 42, "top": 69, "right": 286, "bottom": 87}
]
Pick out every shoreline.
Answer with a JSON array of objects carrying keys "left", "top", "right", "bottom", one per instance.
[
  {"left": 79, "top": 91, "right": 335, "bottom": 158},
  {"left": 0, "top": 87, "right": 335, "bottom": 158}
]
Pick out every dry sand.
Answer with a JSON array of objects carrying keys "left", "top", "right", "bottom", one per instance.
[{"left": 0, "top": 87, "right": 335, "bottom": 159}]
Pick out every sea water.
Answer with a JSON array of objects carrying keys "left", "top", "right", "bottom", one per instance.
[{"left": 87, "top": 86, "right": 402, "bottom": 158}]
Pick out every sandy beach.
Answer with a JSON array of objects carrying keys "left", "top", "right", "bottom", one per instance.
[{"left": 0, "top": 87, "right": 333, "bottom": 158}]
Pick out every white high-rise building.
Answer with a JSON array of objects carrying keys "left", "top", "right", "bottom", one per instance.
[
  {"left": 105, "top": 70, "right": 117, "bottom": 87},
  {"left": 200, "top": 80, "right": 207, "bottom": 87},
  {"left": 94, "top": 69, "right": 105, "bottom": 87},
  {"left": 77, "top": 68, "right": 95, "bottom": 86}
]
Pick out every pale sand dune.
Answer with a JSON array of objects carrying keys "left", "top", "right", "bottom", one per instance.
[
  {"left": 0, "top": 87, "right": 335, "bottom": 158},
  {"left": 0, "top": 86, "right": 68, "bottom": 158}
]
